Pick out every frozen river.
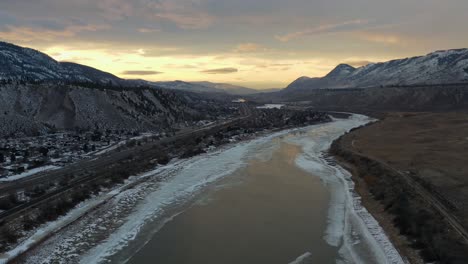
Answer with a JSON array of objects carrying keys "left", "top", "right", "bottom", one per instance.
[{"left": 77, "top": 114, "right": 403, "bottom": 264}]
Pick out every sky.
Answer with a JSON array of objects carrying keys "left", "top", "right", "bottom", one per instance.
[{"left": 0, "top": 0, "right": 467, "bottom": 89}]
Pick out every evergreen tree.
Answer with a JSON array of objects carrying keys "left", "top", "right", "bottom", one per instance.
[{"left": 39, "top": 147, "right": 49, "bottom": 157}]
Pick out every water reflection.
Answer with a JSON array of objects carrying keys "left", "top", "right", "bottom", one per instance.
[{"left": 127, "top": 141, "right": 338, "bottom": 264}]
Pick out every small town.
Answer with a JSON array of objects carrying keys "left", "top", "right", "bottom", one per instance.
[{"left": 0, "top": 130, "right": 159, "bottom": 181}]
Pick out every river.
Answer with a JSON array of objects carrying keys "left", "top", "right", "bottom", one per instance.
[{"left": 78, "top": 114, "right": 403, "bottom": 264}]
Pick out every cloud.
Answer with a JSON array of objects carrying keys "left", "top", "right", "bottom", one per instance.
[
  {"left": 121, "top": 70, "right": 163, "bottom": 75},
  {"left": 97, "top": 0, "right": 135, "bottom": 19},
  {"left": 98, "top": 0, "right": 214, "bottom": 29},
  {"left": 200, "top": 67, "right": 238, "bottom": 74},
  {"left": 138, "top": 28, "right": 161, "bottom": 33},
  {"left": 233, "top": 43, "right": 265, "bottom": 53},
  {"left": 165, "top": 64, "right": 198, "bottom": 69},
  {"left": 153, "top": 12, "right": 213, "bottom": 29},
  {"left": 275, "top": 19, "right": 368, "bottom": 42},
  {"left": 344, "top": 60, "right": 374, "bottom": 67},
  {"left": 137, "top": 47, "right": 184, "bottom": 57},
  {"left": 356, "top": 32, "right": 402, "bottom": 45},
  {"left": 0, "top": 24, "right": 109, "bottom": 42}
]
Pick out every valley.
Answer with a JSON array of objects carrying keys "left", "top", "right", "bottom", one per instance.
[{"left": 1, "top": 39, "right": 468, "bottom": 264}]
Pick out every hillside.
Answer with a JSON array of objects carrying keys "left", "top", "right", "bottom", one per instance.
[{"left": 0, "top": 83, "right": 233, "bottom": 137}]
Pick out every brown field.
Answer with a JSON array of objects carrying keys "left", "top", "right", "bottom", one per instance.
[
  {"left": 334, "top": 112, "right": 468, "bottom": 263},
  {"left": 342, "top": 112, "right": 468, "bottom": 223}
]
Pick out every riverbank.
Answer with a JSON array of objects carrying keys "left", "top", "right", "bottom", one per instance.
[
  {"left": 331, "top": 151, "right": 423, "bottom": 264},
  {"left": 330, "top": 112, "right": 468, "bottom": 263}
]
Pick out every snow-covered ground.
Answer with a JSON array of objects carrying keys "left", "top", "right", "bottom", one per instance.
[
  {"left": 9, "top": 115, "right": 404, "bottom": 264},
  {"left": 256, "top": 104, "right": 285, "bottom": 109},
  {"left": 93, "top": 133, "right": 155, "bottom": 156},
  {"left": 0, "top": 165, "right": 60, "bottom": 182}
]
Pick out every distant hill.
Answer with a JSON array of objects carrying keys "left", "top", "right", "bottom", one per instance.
[
  {"left": 149, "top": 80, "right": 226, "bottom": 94},
  {"left": 192, "top": 82, "right": 259, "bottom": 95},
  {"left": 285, "top": 49, "right": 468, "bottom": 91},
  {"left": 151, "top": 81, "right": 265, "bottom": 95}
]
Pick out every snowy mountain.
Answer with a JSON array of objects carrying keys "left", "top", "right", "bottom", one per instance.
[
  {"left": 0, "top": 41, "right": 238, "bottom": 137},
  {"left": 0, "top": 41, "right": 127, "bottom": 85},
  {"left": 286, "top": 49, "right": 468, "bottom": 90}
]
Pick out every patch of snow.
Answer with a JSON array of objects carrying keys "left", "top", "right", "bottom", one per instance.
[
  {"left": 289, "top": 114, "right": 404, "bottom": 264},
  {"left": 0, "top": 190, "right": 117, "bottom": 264},
  {"left": 94, "top": 133, "right": 154, "bottom": 156},
  {"left": 256, "top": 104, "right": 285, "bottom": 109},
  {"left": 288, "top": 252, "right": 313, "bottom": 264},
  {"left": 0, "top": 165, "right": 61, "bottom": 182}
]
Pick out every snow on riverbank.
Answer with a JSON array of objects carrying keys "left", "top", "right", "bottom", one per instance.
[
  {"left": 80, "top": 128, "right": 304, "bottom": 263},
  {"left": 287, "top": 114, "right": 404, "bottom": 264}
]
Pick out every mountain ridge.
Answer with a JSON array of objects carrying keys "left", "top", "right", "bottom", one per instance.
[{"left": 286, "top": 48, "right": 468, "bottom": 91}]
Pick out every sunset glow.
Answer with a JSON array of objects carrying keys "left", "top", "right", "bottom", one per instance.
[{"left": 1, "top": 0, "right": 467, "bottom": 88}]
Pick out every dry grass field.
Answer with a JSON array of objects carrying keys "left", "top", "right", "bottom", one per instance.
[
  {"left": 333, "top": 112, "right": 468, "bottom": 263},
  {"left": 340, "top": 112, "right": 468, "bottom": 225}
]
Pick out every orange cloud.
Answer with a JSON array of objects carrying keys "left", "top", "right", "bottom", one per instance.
[
  {"left": 233, "top": 43, "right": 265, "bottom": 53},
  {"left": 0, "top": 24, "right": 109, "bottom": 42}
]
